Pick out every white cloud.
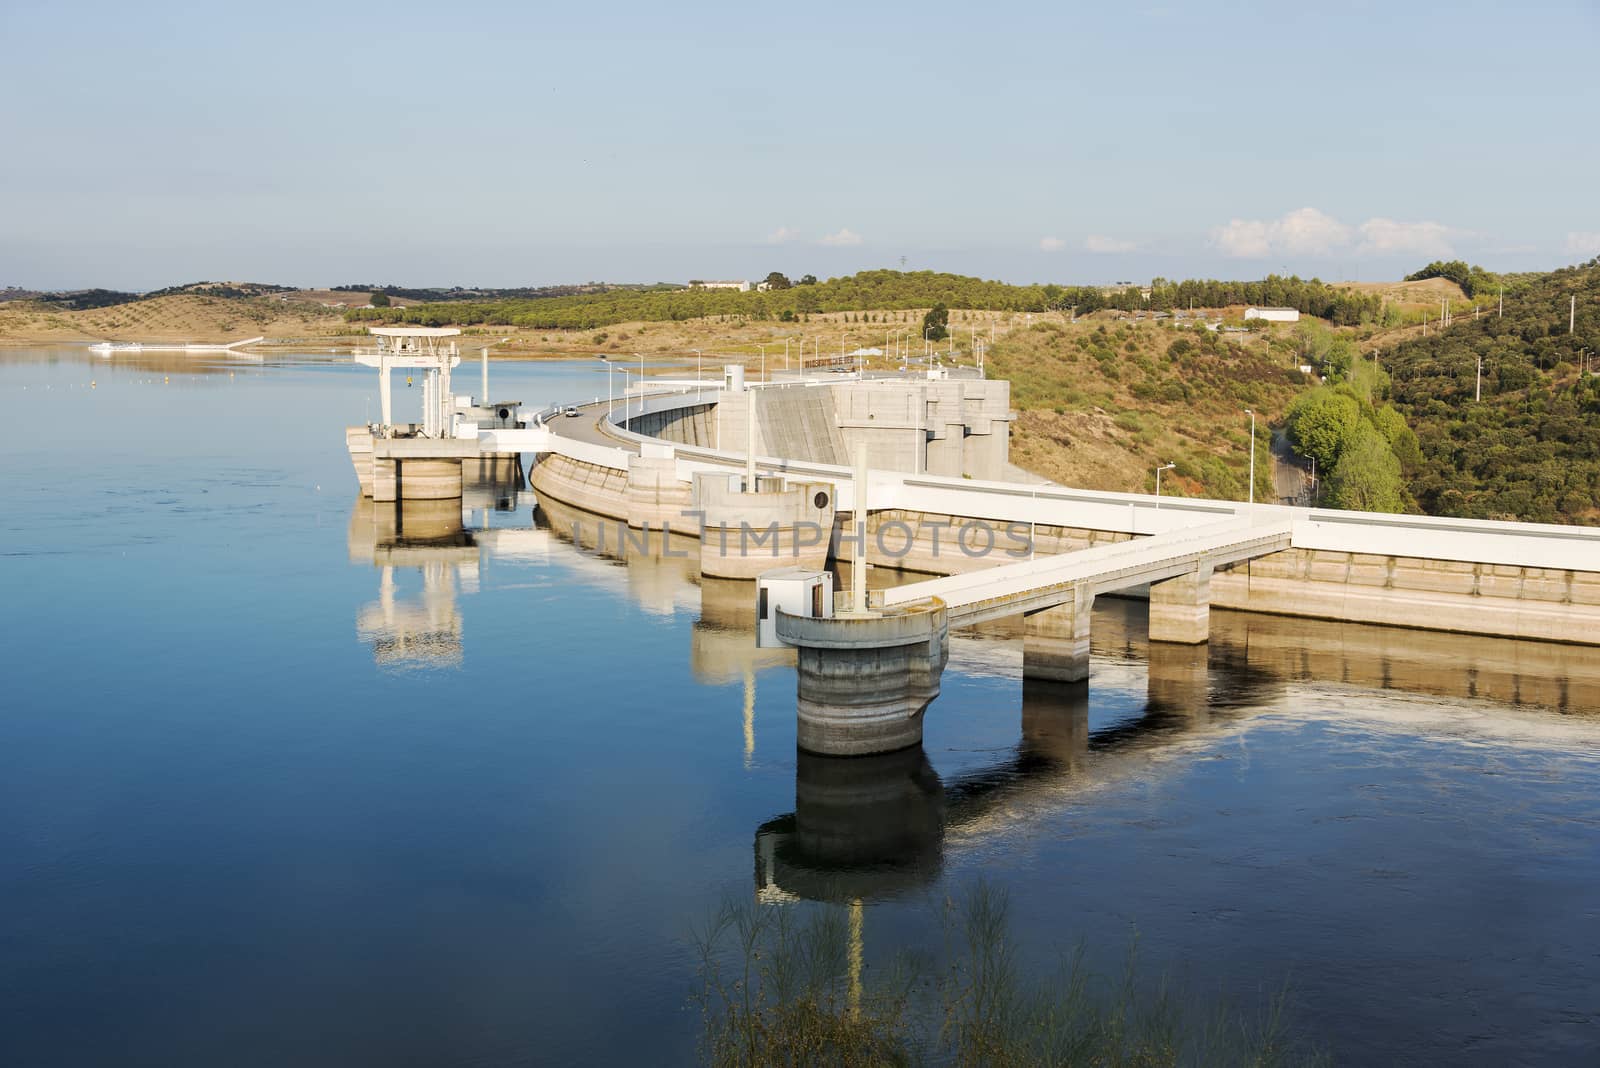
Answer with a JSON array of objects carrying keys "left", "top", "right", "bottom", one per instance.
[
  {"left": 1039, "top": 236, "right": 1065, "bottom": 252},
  {"left": 1211, "top": 217, "right": 1273, "bottom": 258},
  {"left": 818, "top": 228, "right": 863, "bottom": 247},
  {"left": 1356, "top": 218, "right": 1455, "bottom": 259},
  {"left": 1566, "top": 231, "right": 1600, "bottom": 258},
  {"left": 1275, "top": 207, "right": 1354, "bottom": 255},
  {"left": 1212, "top": 207, "right": 1350, "bottom": 258},
  {"left": 1083, "top": 234, "right": 1136, "bottom": 254},
  {"left": 1211, "top": 207, "right": 1462, "bottom": 261},
  {"left": 767, "top": 226, "right": 800, "bottom": 244}
]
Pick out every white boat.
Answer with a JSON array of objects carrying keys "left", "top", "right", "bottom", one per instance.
[{"left": 89, "top": 341, "right": 144, "bottom": 355}]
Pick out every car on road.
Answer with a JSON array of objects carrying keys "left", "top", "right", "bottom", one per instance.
[{"left": 563, "top": 406, "right": 581, "bottom": 417}]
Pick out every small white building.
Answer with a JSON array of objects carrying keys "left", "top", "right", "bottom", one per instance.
[
  {"left": 690, "top": 279, "right": 751, "bottom": 292},
  {"left": 1244, "top": 306, "right": 1300, "bottom": 323}
]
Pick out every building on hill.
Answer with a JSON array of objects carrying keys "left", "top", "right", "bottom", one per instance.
[
  {"left": 689, "top": 279, "right": 751, "bottom": 292},
  {"left": 1244, "top": 306, "right": 1300, "bottom": 323}
]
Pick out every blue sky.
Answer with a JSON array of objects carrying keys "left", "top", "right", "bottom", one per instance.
[{"left": 3, "top": 0, "right": 1597, "bottom": 290}]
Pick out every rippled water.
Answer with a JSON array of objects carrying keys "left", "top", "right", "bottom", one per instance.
[{"left": 2, "top": 348, "right": 1597, "bottom": 1065}]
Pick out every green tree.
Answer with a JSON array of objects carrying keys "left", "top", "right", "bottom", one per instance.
[
  {"left": 1286, "top": 388, "right": 1361, "bottom": 471},
  {"left": 369, "top": 291, "right": 391, "bottom": 307},
  {"left": 923, "top": 302, "right": 949, "bottom": 341},
  {"left": 1327, "top": 422, "right": 1406, "bottom": 512},
  {"left": 763, "top": 271, "right": 791, "bottom": 290},
  {"left": 1323, "top": 336, "right": 1357, "bottom": 381},
  {"left": 799, "top": 274, "right": 818, "bottom": 285}
]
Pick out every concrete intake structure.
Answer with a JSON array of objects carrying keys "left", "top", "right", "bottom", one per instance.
[
  {"left": 347, "top": 327, "right": 530, "bottom": 508},
  {"left": 775, "top": 598, "right": 950, "bottom": 756}
]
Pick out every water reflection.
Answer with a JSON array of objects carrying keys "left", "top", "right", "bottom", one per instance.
[
  {"left": 344, "top": 489, "right": 1600, "bottom": 907},
  {"left": 345, "top": 463, "right": 524, "bottom": 669},
  {"left": 347, "top": 497, "right": 477, "bottom": 669},
  {"left": 756, "top": 748, "right": 945, "bottom": 904}
]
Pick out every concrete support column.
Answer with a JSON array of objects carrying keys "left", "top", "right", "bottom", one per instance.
[
  {"left": 1149, "top": 564, "right": 1213, "bottom": 644},
  {"left": 397, "top": 458, "right": 465, "bottom": 501},
  {"left": 372, "top": 456, "right": 398, "bottom": 502},
  {"left": 778, "top": 602, "right": 950, "bottom": 757},
  {"left": 1023, "top": 586, "right": 1094, "bottom": 683}
]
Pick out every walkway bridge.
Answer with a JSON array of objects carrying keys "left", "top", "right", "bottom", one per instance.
[{"left": 870, "top": 516, "right": 1292, "bottom": 684}]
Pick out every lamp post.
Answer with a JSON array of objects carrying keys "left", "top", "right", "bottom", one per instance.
[
  {"left": 1154, "top": 462, "right": 1175, "bottom": 508},
  {"left": 603, "top": 356, "right": 612, "bottom": 417},
  {"left": 1244, "top": 408, "right": 1256, "bottom": 507},
  {"left": 693, "top": 349, "right": 702, "bottom": 402},
  {"left": 634, "top": 353, "right": 644, "bottom": 422},
  {"left": 759, "top": 344, "right": 766, "bottom": 384}
]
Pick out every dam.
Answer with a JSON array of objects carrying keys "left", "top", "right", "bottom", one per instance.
[{"left": 345, "top": 337, "right": 1600, "bottom": 756}]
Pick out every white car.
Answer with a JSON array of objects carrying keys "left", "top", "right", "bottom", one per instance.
[{"left": 563, "top": 406, "right": 581, "bottom": 417}]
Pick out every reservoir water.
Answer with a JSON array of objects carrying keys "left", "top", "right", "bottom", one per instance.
[{"left": 2, "top": 349, "right": 1597, "bottom": 1065}]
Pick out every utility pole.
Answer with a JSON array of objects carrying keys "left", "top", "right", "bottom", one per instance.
[
  {"left": 1498, "top": 287, "right": 1503, "bottom": 318},
  {"left": 1571, "top": 294, "right": 1577, "bottom": 334},
  {"left": 1476, "top": 352, "right": 1482, "bottom": 402}
]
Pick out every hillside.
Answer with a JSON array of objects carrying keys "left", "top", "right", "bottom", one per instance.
[
  {"left": 986, "top": 319, "right": 1292, "bottom": 500},
  {"left": 347, "top": 269, "right": 1383, "bottom": 332},
  {"left": 1377, "top": 261, "right": 1600, "bottom": 523},
  {"left": 0, "top": 293, "right": 350, "bottom": 344}
]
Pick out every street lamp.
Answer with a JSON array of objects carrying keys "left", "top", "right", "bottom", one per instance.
[
  {"left": 759, "top": 344, "right": 766, "bottom": 384},
  {"left": 1244, "top": 408, "right": 1256, "bottom": 507},
  {"left": 693, "top": 349, "right": 702, "bottom": 402},
  {"left": 1154, "top": 462, "right": 1175, "bottom": 508}
]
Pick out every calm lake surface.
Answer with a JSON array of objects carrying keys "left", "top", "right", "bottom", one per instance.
[{"left": 2, "top": 348, "right": 1598, "bottom": 1066}]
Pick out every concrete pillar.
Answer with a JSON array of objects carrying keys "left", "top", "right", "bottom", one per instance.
[
  {"left": 1023, "top": 586, "right": 1094, "bottom": 682},
  {"left": 1146, "top": 642, "right": 1210, "bottom": 719},
  {"left": 346, "top": 426, "right": 376, "bottom": 497},
  {"left": 779, "top": 602, "right": 949, "bottom": 757},
  {"left": 397, "top": 458, "right": 465, "bottom": 501},
  {"left": 1149, "top": 563, "right": 1212, "bottom": 644},
  {"left": 371, "top": 456, "right": 398, "bottom": 502},
  {"left": 1020, "top": 678, "right": 1089, "bottom": 771}
]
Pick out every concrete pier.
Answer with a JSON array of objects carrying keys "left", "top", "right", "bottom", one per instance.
[
  {"left": 1022, "top": 587, "right": 1095, "bottom": 682},
  {"left": 1148, "top": 564, "right": 1213, "bottom": 644},
  {"left": 776, "top": 600, "right": 950, "bottom": 756}
]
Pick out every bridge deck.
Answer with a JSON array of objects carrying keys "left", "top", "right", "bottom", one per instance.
[{"left": 878, "top": 517, "right": 1294, "bottom": 627}]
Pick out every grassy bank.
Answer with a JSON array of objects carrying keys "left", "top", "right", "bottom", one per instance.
[{"left": 693, "top": 883, "right": 1327, "bottom": 1067}]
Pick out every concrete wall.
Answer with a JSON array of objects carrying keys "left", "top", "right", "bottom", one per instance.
[
  {"left": 628, "top": 403, "right": 717, "bottom": 448},
  {"left": 529, "top": 452, "right": 631, "bottom": 522},
  {"left": 1212, "top": 547, "right": 1600, "bottom": 645}
]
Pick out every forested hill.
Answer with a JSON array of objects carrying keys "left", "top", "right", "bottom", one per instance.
[
  {"left": 345, "top": 270, "right": 1379, "bottom": 330},
  {"left": 1383, "top": 260, "right": 1600, "bottom": 523}
]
